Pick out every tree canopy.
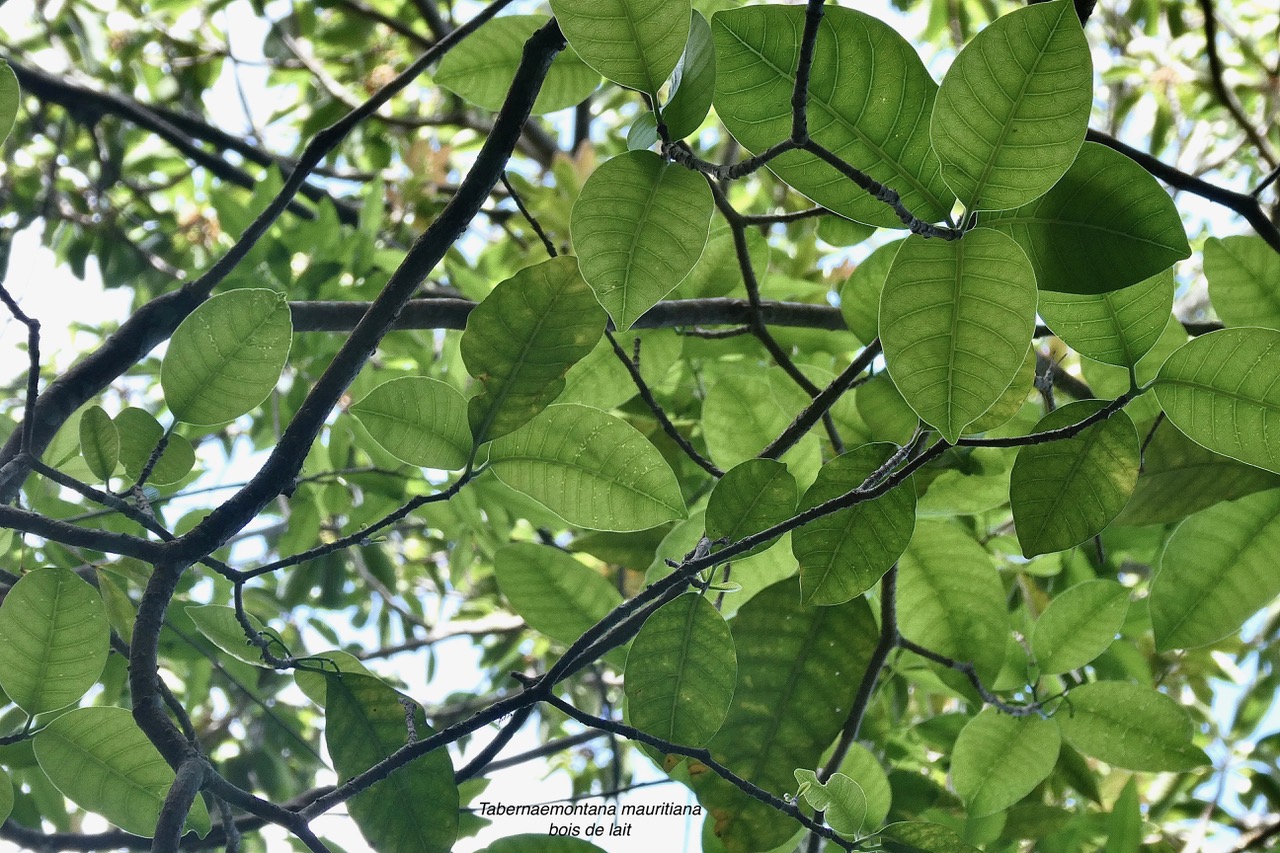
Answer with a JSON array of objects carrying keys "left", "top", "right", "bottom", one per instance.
[{"left": 0, "top": 0, "right": 1278, "bottom": 851}]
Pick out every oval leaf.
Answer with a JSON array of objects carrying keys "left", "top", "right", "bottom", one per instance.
[
  {"left": 351, "top": 377, "right": 472, "bottom": 470},
  {"left": 713, "top": 5, "right": 954, "bottom": 227},
  {"left": 33, "top": 707, "right": 211, "bottom": 837},
  {"left": 0, "top": 568, "right": 109, "bottom": 715},
  {"left": 1038, "top": 270, "right": 1175, "bottom": 366},
  {"left": 549, "top": 0, "right": 690, "bottom": 93},
  {"left": 1155, "top": 327, "right": 1280, "bottom": 474},
  {"left": 186, "top": 604, "right": 276, "bottom": 669},
  {"left": 1205, "top": 235, "right": 1280, "bottom": 330},
  {"left": 794, "top": 769, "right": 867, "bottom": 837},
  {"left": 434, "top": 15, "right": 600, "bottom": 113},
  {"left": 487, "top": 404, "right": 686, "bottom": 531},
  {"left": 880, "top": 228, "right": 1038, "bottom": 443},
  {"left": 702, "top": 370, "right": 822, "bottom": 485},
  {"left": 793, "top": 443, "right": 917, "bottom": 606},
  {"left": 1151, "top": 488, "right": 1280, "bottom": 650},
  {"left": 986, "top": 142, "right": 1191, "bottom": 294},
  {"left": 571, "top": 150, "right": 713, "bottom": 330},
  {"left": 663, "top": 11, "right": 716, "bottom": 139},
  {"left": 952, "top": 709, "right": 1061, "bottom": 817},
  {"left": 294, "top": 649, "right": 376, "bottom": 706},
  {"left": 836, "top": 744, "right": 893, "bottom": 830},
  {"left": 931, "top": 0, "right": 1091, "bottom": 211},
  {"left": 114, "top": 407, "right": 196, "bottom": 487},
  {"left": 161, "top": 288, "right": 292, "bottom": 426},
  {"left": 705, "top": 459, "right": 798, "bottom": 559},
  {"left": 624, "top": 593, "right": 736, "bottom": 746},
  {"left": 1056, "top": 682, "right": 1209, "bottom": 772},
  {"left": 463, "top": 256, "right": 606, "bottom": 442},
  {"left": 78, "top": 404, "right": 119, "bottom": 483},
  {"left": 0, "top": 61, "right": 17, "bottom": 146},
  {"left": 324, "top": 673, "right": 459, "bottom": 853},
  {"left": 1010, "top": 400, "right": 1140, "bottom": 557},
  {"left": 1032, "top": 580, "right": 1130, "bottom": 674},
  {"left": 840, "top": 240, "right": 902, "bottom": 344}
]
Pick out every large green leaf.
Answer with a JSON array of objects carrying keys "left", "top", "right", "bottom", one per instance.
[
  {"left": 1055, "top": 682, "right": 1209, "bottom": 772},
  {"left": 571, "top": 150, "right": 713, "bottom": 330},
  {"left": 1205, "top": 235, "right": 1280, "bottom": 330},
  {"left": 185, "top": 605, "right": 275, "bottom": 669},
  {"left": 462, "top": 256, "right": 607, "bottom": 442},
  {"left": 840, "top": 240, "right": 902, "bottom": 344},
  {"left": 1031, "top": 580, "right": 1130, "bottom": 674},
  {"left": 880, "top": 228, "right": 1037, "bottom": 443},
  {"left": 487, "top": 404, "right": 685, "bottom": 531},
  {"left": 294, "top": 650, "right": 376, "bottom": 706},
  {"left": 1009, "top": 400, "right": 1139, "bottom": 557},
  {"left": 712, "top": 5, "right": 954, "bottom": 228},
  {"left": 692, "top": 578, "right": 878, "bottom": 853},
  {"left": 879, "top": 822, "right": 982, "bottom": 853},
  {"left": 78, "top": 404, "right": 119, "bottom": 483},
  {"left": 1150, "top": 489, "right": 1280, "bottom": 650},
  {"left": 836, "top": 744, "right": 892, "bottom": 830},
  {"left": 952, "top": 709, "right": 1061, "bottom": 817},
  {"left": 1154, "top": 328, "right": 1280, "bottom": 474},
  {"left": 351, "top": 377, "right": 472, "bottom": 470},
  {"left": 1114, "top": 417, "right": 1280, "bottom": 526},
  {"left": 549, "top": 0, "right": 690, "bottom": 93},
  {"left": 434, "top": 15, "right": 600, "bottom": 113},
  {"left": 792, "top": 443, "right": 917, "bottom": 606},
  {"left": 705, "top": 459, "right": 798, "bottom": 559},
  {"left": 0, "top": 768, "right": 11, "bottom": 827},
  {"left": 1037, "top": 270, "right": 1174, "bottom": 366},
  {"left": 794, "top": 769, "right": 867, "bottom": 837},
  {"left": 114, "top": 407, "right": 196, "bottom": 487},
  {"left": 495, "top": 542, "right": 626, "bottom": 668},
  {"left": 624, "top": 593, "right": 736, "bottom": 746},
  {"left": 0, "top": 568, "right": 109, "bottom": 714},
  {"left": 663, "top": 11, "right": 716, "bottom": 139},
  {"left": 324, "top": 674, "right": 459, "bottom": 853},
  {"left": 161, "top": 288, "right": 292, "bottom": 426},
  {"left": 0, "top": 61, "right": 18, "bottom": 146},
  {"left": 985, "top": 143, "right": 1191, "bottom": 294},
  {"left": 931, "top": 0, "right": 1090, "bottom": 211},
  {"left": 897, "top": 521, "right": 1007, "bottom": 681},
  {"left": 1107, "top": 779, "right": 1142, "bottom": 853},
  {"left": 670, "top": 221, "right": 769, "bottom": 299},
  {"left": 701, "top": 371, "right": 822, "bottom": 486},
  {"left": 557, "top": 329, "right": 682, "bottom": 409},
  {"left": 33, "top": 707, "right": 211, "bottom": 837}
]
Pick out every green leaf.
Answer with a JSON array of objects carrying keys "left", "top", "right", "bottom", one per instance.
[
  {"left": 880, "top": 228, "right": 1038, "bottom": 443},
  {"left": 351, "top": 377, "right": 472, "bottom": 470},
  {"left": 794, "top": 769, "right": 867, "bottom": 837},
  {"left": 0, "top": 568, "right": 109, "bottom": 715},
  {"left": 931, "top": 0, "right": 1090, "bottom": 211},
  {"left": 817, "top": 216, "right": 877, "bottom": 248},
  {"left": 840, "top": 240, "right": 902, "bottom": 344},
  {"left": 663, "top": 11, "right": 716, "bottom": 139},
  {"left": 78, "top": 405, "right": 119, "bottom": 483},
  {"left": 897, "top": 521, "right": 1008, "bottom": 681},
  {"left": 185, "top": 604, "right": 276, "bottom": 669},
  {"left": 33, "top": 707, "right": 211, "bottom": 837},
  {"left": 793, "top": 443, "right": 917, "bottom": 606},
  {"left": 1031, "top": 580, "right": 1130, "bottom": 674},
  {"left": 0, "top": 768, "right": 11, "bottom": 826},
  {"left": 1150, "top": 488, "right": 1280, "bottom": 650},
  {"left": 462, "top": 256, "right": 607, "bottom": 442},
  {"left": 856, "top": 373, "right": 920, "bottom": 446},
  {"left": 487, "top": 404, "right": 685, "bottom": 531},
  {"left": 483, "top": 836, "right": 607, "bottom": 853},
  {"left": 985, "top": 142, "right": 1191, "bottom": 294},
  {"left": 952, "top": 709, "right": 1061, "bottom": 817},
  {"left": 324, "top": 674, "right": 459, "bottom": 853},
  {"left": 1009, "top": 400, "right": 1140, "bottom": 557},
  {"left": 966, "top": 345, "right": 1037, "bottom": 434},
  {"left": 549, "top": 0, "right": 690, "bottom": 93},
  {"left": 114, "top": 408, "right": 196, "bottom": 486},
  {"left": 1115, "top": 416, "right": 1280, "bottom": 526},
  {"left": 624, "top": 593, "right": 736, "bottom": 746},
  {"left": 1155, "top": 328, "right": 1280, "bottom": 473},
  {"left": 558, "top": 329, "right": 682, "bottom": 409},
  {"left": 495, "top": 542, "right": 626, "bottom": 667},
  {"left": 434, "top": 15, "right": 600, "bottom": 113},
  {"left": 1056, "top": 682, "right": 1209, "bottom": 771},
  {"left": 692, "top": 579, "right": 879, "bottom": 852},
  {"left": 705, "top": 459, "right": 798, "bottom": 559},
  {"left": 294, "top": 650, "right": 376, "bottom": 706},
  {"left": 1037, "top": 270, "right": 1175, "bottom": 366},
  {"left": 571, "top": 150, "right": 713, "bottom": 330},
  {"left": 671, "top": 221, "right": 769, "bottom": 299},
  {"left": 712, "top": 5, "right": 954, "bottom": 228},
  {"left": 835, "top": 744, "right": 892, "bottom": 830},
  {"left": 701, "top": 371, "right": 822, "bottom": 485},
  {"left": 1106, "top": 778, "right": 1142, "bottom": 853},
  {"left": 161, "top": 288, "right": 292, "bottom": 426},
  {"left": 879, "top": 822, "right": 982, "bottom": 853},
  {"left": 627, "top": 112, "right": 660, "bottom": 151},
  {"left": 0, "top": 61, "right": 18, "bottom": 146},
  {"left": 1205, "top": 235, "right": 1280, "bottom": 330}
]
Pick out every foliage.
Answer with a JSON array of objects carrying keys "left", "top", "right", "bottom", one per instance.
[{"left": 0, "top": 0, "right": 1278, "bottom": 851}]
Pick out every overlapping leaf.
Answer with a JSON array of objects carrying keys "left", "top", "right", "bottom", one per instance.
[
  {"left": 463, "top": 257, "right": 606, "bottom": 442},
  {"left": 701, "top": 371, "right": 822, "bottom": 485},
  {"left": 1038, "top": 270, "right": 1174, "bottom": 366},
  {"left": 840, "top": 239, "right": 902, "bottom": 344},
  {"left": 161, "top": 288, "right": 292, "bottom": 426},
  {"left": 663, "top": 11, "right": 715, "bottom": 139},
  {"left": 549, "top": 0, "right": 690, "bottom": 93},
  {"left": 712, "top": 5, "right": 954, "bottom": 227},
  {"left": 1155, "top": 328, "right": 1280, "bottom": 473},
  {"left": 985, "top": 143, "right": 1191, "bottom": 294},
  {"left": 0, "top": 61, "right": 17, "bottom": 145},
  {"left": 78, "top": 404, "right": 119, "bottom": 482},
  {"left": 931, "top": 0, "right": 1091, "bottom": 211},
  {"left": 1056, "top": 682, "right": 1209, "bottom": 771},
  {"left": 880, "top": 228, "right": 1037, "bottom": 443},
  {"left": 1205, "top": 235, "right": 1280, "bottom": 330},
  {"left": 705, "top": 459, "right": 798, "bottom": 559},
  {"left": 351, "top": 377, "right": 472, "bottom": 470},
  {"left": 186, "top": 605, "right": 275, "bottom": 669},
  {"left": 1032, "top": 580, "right": 1130, "bottom": 673},
  {"left": 571, "top": 151, "right": 713, "bottom": 330},
  {"left": 952, "top": 709, "right": 1061, "bottom": 817},
  {"left": 794, "top": 769, "right": 867, "bottom": 836},
  {"left": 114, "top": 407, "right": 196, "bottom": 486}
]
